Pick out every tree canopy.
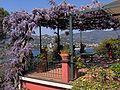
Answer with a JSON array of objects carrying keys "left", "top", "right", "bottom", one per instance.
[{"left": 0, "top": 8, "right": 9, "bottom": 40}]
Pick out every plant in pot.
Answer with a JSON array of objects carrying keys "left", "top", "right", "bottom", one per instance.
[
  {"left": 36, "top": 53, "right": 47, "bottom": 72},
  {"left": 60, "top": 44, "right": 70, "bottom": 62}
]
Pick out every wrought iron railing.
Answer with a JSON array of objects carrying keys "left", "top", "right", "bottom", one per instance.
[
  {"left": 28, "top": 60, "right": 62, "bottom": 81},
  {"left": 80, "top": 53, "right": 120, "bottom": 67}
]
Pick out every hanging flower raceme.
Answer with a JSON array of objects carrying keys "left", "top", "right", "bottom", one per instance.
[
  {"left": 76, "top": 1, "right": 120, "bottom": 30},
  {"left": 32, "top": 8, "right": 50, "bottom": 27},
  {"left": 49, "top": 0, "right": 57, "bottom": 6}
]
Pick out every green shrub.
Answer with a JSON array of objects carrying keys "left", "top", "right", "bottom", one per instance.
[
  {"left": 72, "top": 67, "right": 119, "bottom": 90},
  {"left": 74, "top": 56, "right": 86, "bottom": 69},
  {"left": 72, "top": 77, "right": 120, "bottom": 90},
  {"left": 95, "top": 38, "right": 120, "bottom": 58},
  {"left": 110, "top": 63, "right": 120, "bottom": 77}
]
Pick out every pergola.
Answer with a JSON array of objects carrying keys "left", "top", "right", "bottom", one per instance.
[
  {"left": 34, "top": 1, "right": 120, "bottom": 53},
  {"left": 69, "top": 0, "right": 120, "bottom": 79},
  {"left": 31, "top": 1, "right": 120, "bottom": 80}
]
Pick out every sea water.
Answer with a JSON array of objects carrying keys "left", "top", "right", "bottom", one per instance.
[{"left": 32, "top": 47, "right": 94, "bottom": 56}]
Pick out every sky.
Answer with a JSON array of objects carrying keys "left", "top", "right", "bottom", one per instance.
[{"left": 0, "top": 0, "right": 115, "bottom": 35}]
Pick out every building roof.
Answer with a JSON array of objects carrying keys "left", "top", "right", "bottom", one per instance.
[{"left": 105, "top": 0, "right": 120, "bottom": 20}]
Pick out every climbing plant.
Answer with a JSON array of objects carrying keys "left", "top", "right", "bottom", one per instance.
[{"left": 3, "top": 11, "right": 36, "bottom": 90}]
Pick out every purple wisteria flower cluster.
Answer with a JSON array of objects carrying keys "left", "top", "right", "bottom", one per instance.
[{"left": 3, "top": 11, "right": 35, "bottom": 90}]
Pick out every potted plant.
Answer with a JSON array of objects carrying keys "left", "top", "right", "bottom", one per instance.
[
  {"left": 60, "top": 50, "right": 70, "bottom": 62},
  {"left": 36, "top": 53, "right": 47, "bottom": 72},
  {"left": 60, "top": 44, "right": 70, "bottom": 62}
]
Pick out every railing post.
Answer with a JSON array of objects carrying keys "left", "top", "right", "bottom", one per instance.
[{"left": 60, "top": 53, "right": 70, "bottom": 83}]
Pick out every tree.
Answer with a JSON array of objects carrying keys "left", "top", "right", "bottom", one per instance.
[
  {"left": 0, "top": 8, "right": 9, "bottom": 40},
  {"left": 95, "top": 38, "right": 120, "bottom": 59}
]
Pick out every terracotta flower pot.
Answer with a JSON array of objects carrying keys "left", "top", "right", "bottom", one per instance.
[{"left": 60, "top": 52, "right": 70, "bottom": 62}]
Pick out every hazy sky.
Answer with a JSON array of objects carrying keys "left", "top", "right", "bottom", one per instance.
[{"left": 0, "top": 0, "right": 115, "bottom": 35}]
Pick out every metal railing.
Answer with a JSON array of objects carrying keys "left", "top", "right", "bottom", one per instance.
[
  {"left": 80, "top": 54, "right": 120, "bottom": 67},
  {"left": 28, "top": 60, "right": 62, "bottom": 81}
]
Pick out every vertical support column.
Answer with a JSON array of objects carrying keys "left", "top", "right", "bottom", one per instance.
[
  {"left": 57, "top": 27, "right": 60, "bottom": 53},
  {"left": 39, "top": 26, "right": 41, "bottom": 54},
  {"left": 69, "top": 13, "right": 74, "bottom": 80},
  {"left": 80, "top": 30, "right": 82, "bottom": 44},
  {"left": 80, "top": 30, "right": 82, "bottom": 55}
]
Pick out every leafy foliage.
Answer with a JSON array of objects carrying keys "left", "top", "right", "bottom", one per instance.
[
  {"left": 0, "top": 8, "right": 9, "bottom": 17},
  {"left": 60, "top": 44, "right": 70, "bottom": 53},
  {"left": 72, "top": 77, "right": 120, "bottom": 90},
  {"left": 95, "top": 38, "right": 120, "bottom": 58},
  {"left": 72, "top": 67, "right": 120, "bottom": 90},
  {"left": 110, "top": 63, "right": 120, "bottom": 77},
  {"left": 0, "top": 8, "right": 9, "bottom": 40},
  {"left": 74, "top": 56, "right": 86, "bottom": 69}
]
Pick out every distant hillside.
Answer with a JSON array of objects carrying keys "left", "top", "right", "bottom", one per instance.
[
  {"left": 73, "top": 30, "right": 120, "bottom": 43},
  {"left": 32, "top": 30, "right": 120, "bottom": 45}
]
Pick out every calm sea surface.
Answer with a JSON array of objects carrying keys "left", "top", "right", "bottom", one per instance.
[{"left": 32, "top": 47, "right": 94, "bottom": 56}]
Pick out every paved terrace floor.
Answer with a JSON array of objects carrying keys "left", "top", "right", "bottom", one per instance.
[{"left": 26, "top": 67, "right": 63, "bottom": 83}]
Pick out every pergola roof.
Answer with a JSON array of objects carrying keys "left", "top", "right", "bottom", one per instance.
[{"left": 4, "top": 1, "right": 120, "bottom": 31}]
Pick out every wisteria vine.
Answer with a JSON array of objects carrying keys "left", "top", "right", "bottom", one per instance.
[
  {"left": 3, "top": 11, "right": 36, "bottom": 90},
  {"left": 2, "top": 0, "right": 120, "bottom": 90}
]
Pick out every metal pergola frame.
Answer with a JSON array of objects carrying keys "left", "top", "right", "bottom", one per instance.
[
  {"left": 37, "top": 2, "right": 120, "bottom": 80},
  {"left": 69, "top": 3, "right": 120, "bottom": 80}
]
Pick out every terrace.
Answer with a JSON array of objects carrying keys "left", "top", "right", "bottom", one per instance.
[
  {"left": 21, "top": 1, "right": 120, "bottom": 89},
  {"left": 2, "top": 0, "right": 120, "bottom": 90}
]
